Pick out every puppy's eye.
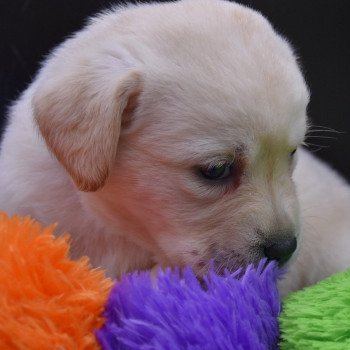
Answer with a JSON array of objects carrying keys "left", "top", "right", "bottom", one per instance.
[
  {"left": 200, "top": 162, "right": 232, "bottom": 180},
  {"left": 290, "top": 149, "right": 297, "bottom": 158}
]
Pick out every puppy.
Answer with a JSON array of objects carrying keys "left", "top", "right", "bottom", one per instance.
[{"left": 1, "top": 0, "right": 350, "bottom": 295}]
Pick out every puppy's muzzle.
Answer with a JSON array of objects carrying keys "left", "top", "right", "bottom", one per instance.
[{"left": 263, "top": 235, "right": 297, "bottom": 266}]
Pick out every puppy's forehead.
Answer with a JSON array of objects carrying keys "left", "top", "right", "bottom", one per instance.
[{"left": 125, "top": 0, "right": 309, "bottom": 154}]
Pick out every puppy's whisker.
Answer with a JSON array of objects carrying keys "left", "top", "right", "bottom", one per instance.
[
  {"left": 300, "top": 205, "right": 322, "bottom": 213},
  {"left": 308, "top": 124, "right": 341, "bottom": 133},
  {"left": 305, "top": 135, "right": 337, "bottom": 140},
  {"left": 306, "top": 129, "right": 342, "bottom": 135},
  {"left": 303, "top": 142, "right": 330, "bottom": 150},
  {"left": 302, "top": 214, "right": 330, "bottom": 225},
  {"left": 308, "top": 148, "right": 327, "bottom": 153},
  {"left": 224, "top": 254, "right": 232, "bottom": 271}
]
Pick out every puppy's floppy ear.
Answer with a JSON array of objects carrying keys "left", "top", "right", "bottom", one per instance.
[{"left": 33, "top": 47, "right": 142, "bottom": 192}]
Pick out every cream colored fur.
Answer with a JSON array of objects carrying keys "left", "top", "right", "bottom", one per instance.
[{"left": 0, "top": 0, "right": 349, "bottom": 295}]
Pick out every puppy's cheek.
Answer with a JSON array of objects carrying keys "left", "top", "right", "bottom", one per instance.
[{"left": 153, "top": 234, "right": 201, "bottom": 265}]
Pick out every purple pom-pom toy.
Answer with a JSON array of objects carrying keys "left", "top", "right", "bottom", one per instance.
[{"left": 96, "top": 260, "right": 280, "bottom": 350}]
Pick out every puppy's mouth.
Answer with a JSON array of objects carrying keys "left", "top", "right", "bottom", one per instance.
[
  {"left": 189, "top": 258, "right": 268, "bottom": 291},
  {"left": 191, "top": 245, "right": 296, "bottom": 278},
  {"left": 191, "top": 253, "right": 257, "bottom": 278}
]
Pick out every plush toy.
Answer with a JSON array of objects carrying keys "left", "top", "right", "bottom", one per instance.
[
  {"left": 0, "top": 213, "right": 113, "bottom": 349},
  {"left": 279, "top": 268, "right": 350, "bottom": 349},
  {"left": 1, "top": 212, "right": 350, "bottom": 350},
  {"left": 96, "top": 261, "right": 280, "bottom": 349}
]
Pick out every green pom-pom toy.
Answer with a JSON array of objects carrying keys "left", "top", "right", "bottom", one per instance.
[{"left": 280, "top": 268, "right": 350, "bottom": 349}]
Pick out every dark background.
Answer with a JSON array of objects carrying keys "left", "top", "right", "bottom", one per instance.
[{"left": 1, "top": 1, "right": 349, "bottom": 179}]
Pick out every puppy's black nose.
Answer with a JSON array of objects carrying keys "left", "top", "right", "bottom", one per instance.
[{"left": 264, "top": 237, "right": 297, "bottom": 265}]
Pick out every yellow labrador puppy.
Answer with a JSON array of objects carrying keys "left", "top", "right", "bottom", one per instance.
[{"left": 1, "top": 0, "right": 349, "bottom": 295}]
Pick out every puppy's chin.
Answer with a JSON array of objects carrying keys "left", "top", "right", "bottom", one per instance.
[
  {"left": 186, "top": 249, "right": 298, "bottom": 278},
  {"left": 171, "top": 254, "right": 256, "bottom": 278}
]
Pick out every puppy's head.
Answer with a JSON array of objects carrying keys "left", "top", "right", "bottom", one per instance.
[{"left": 33, "top": 0, "right": 309, "bottom": 274}]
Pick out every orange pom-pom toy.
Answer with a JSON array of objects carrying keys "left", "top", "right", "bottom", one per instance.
[{"left": 0, "top": 213, "right": 113, "bottom": 349}]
